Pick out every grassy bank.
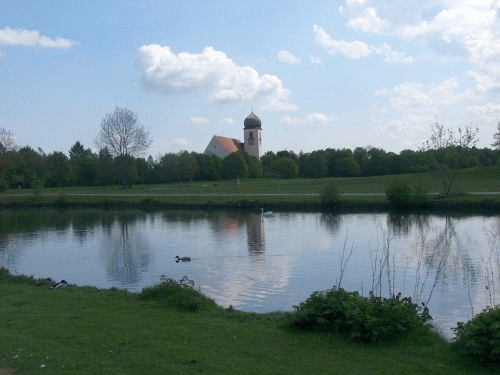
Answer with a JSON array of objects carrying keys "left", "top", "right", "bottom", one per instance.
[
  {"left": 0, "top": 269, "right": 494, "bottom": 375},
  {"left": 1, "top": 167, "right": 500, "bottom": 211}
]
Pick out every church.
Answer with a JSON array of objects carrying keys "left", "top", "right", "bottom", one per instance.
[{"left": 204, "top": 112, "right": 262, "bottom": 159}]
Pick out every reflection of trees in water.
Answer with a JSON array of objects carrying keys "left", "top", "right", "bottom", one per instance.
[
  {"left": 320, "top": 213, "right": 342, "bottom": 234},
  {"left": 387, "top": 212, "right": 429, "bottom": 236},
  {"left": 100, "top": 218, "right": 150, "bottom": 286}
]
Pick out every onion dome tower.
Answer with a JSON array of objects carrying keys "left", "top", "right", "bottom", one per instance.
[{"left": 243, "top": 112, "right": 262, "bottom": 158}]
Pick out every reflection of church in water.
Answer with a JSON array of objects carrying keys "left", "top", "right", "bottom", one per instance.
[
  {"left": 247, "top": 216, "right": 265, "bottom": 253},
  {"left": 211, "top": 213, "right": 266, "bottom": 253}
]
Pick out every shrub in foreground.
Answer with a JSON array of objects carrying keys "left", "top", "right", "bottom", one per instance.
[
  {"left": 453, "top": 305, "right": 500, "bottom": 367},
  {"left": 138, "top": 276, "right": 219, "bottom": 313},
  {"left": 288, "top": 288, "right": 432, "bottom": 343}
]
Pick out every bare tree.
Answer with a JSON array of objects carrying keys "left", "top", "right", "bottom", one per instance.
[
  {"left": 492, "top": 122, "right": 500, "bottom": 150},
  {"left": 421, "top": 122, "right": 479, "bottom": 196},
  {"left": 421, "top": 122, "right": 478, "bottom": 151},
  {"left": 0, "top": 128, "right": 17, "bottom": 153},
  {"left": 96, "top": 107, "right": 152, "bottom": 187},
  {"left": 96, "top": 107, "right": 152, "bottom": 158}
]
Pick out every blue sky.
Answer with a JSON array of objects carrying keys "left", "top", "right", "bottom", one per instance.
[{"left": 2, "top": 0, "right": 500, "bottom": 159}]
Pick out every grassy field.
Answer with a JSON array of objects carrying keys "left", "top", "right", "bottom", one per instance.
[
  {"left": 0, "top": 269, "right": 495, "bottom": 375},
  {"left": 1, "top": 167, "right": 500, "bottom": 207}
]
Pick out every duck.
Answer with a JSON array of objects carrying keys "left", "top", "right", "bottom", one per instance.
[
  {"left": 261, "top": 208, "right": 273, "bottom": 217},
  {"left": 175, "top": 256, "right": 191, "bottom": 263},
  {"left": 52, "top": 280, "right": 68, "bottom": 289}
]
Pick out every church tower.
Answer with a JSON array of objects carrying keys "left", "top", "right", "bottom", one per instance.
[{"left": 243, "top": 112, "right": 262, "bottom": 159}]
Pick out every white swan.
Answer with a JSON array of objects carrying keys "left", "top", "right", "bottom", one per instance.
[{"left": 261, "top": 208, "right": 273, "bottom": 217}]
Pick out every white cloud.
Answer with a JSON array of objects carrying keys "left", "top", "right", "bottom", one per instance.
[
  {"left": 137, "top": 45, "right": 296, "bottom": 111},
  {"left": 309, "top": 55, "right": 323, "bottom": 64},
  {"left": 278, "top": 50, "right": 301, "bottom": 64},
  {"left": 346, "top": 0, "right": 368, "bottom": 7},
  {"left": 395, "top": 5, "right": 500, "bottom": 64},
  {"left": 280, "top": 112, "right": 333, "bottom": 125},
  {"left": 314, "top": 25, "right": 372, "bottom": 59},
  {"left": 190, "top": 117, "right": 209, "bottom": 125},
  {"left": 221, "top": 117, "right": 235, "bottom": 125},
  {"left": 467, "top": 102, "right": 500, "bottom": 120},
  {"left": 347, "top": 7, "right": 389, "bottom": 34},
  {"left": 0, "top": 27, "right": 76, "bottom": 48},
  {"left": 174, "top": 138, "right": 189, "bottom": 146},
  {"left": 314, "top": 25, "right": 413, "bottom": 63},
  {"left": 466, "top": 70, "right": 500, "bottom": 92}
]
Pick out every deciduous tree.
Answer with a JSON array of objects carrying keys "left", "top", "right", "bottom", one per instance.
[{"left": 96, "top": 107, "right": 152, "bottom": 186}]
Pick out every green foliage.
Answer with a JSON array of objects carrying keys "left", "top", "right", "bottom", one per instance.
[
  {"left": 220, "top": 151, "right": 248, "bottom": 180},
  {"left": 320, "top": 182, "right": 341, "bottom": 208},
  {"left": 453, "top": 305, "right": 500, "bottom": 367},
  {"left": 138, "top": 275, "right": 219, "bottom": 312},
  {"left": 288, "top": 288, "right": 432, "bottom": 343},
  {"left": 386, "top": 179, "right": 429, "bottom": 208},
  {"left": 276, "top": 157, "right": 299, "bottom": 178}
]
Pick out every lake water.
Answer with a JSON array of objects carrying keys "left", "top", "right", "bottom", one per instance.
[{"left": 1, "top": 208, "right": 499, "bottom": 339}]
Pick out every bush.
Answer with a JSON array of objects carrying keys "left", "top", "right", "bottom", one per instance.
[
  {"left": 453, "top": 305, "right": 500, "bottom": 367},
  {"left": 138, "top": 276, "right": 219, "bottom": 313},
  {"left": 288, "top": 288, "right": 432, "bottom": 343},
  {"left": 320, "top": 182, "right": 341, "bottom": 208},
  {"left": 386, "top": 179, "right": 428, "bottom": 208}
]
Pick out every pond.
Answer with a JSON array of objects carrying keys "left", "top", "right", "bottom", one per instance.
[{"left": 1, "top": 208, "right": 499, "bottom": 339}]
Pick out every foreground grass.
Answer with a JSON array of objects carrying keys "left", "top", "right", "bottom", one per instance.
[
  {"left": 0, "top": 270, "right": 495, "bottom": 374},
  {"left": 1, "top": 167, "right": 500, "bottom": 208}
]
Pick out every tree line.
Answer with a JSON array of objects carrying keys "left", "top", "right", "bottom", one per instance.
[{"left": 1, "top": 110, "right": 500, "bottom": 191}]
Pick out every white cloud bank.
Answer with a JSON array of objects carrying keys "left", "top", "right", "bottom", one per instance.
[
  {"left": 0, "top": 27, "right": 76, "bottom": 48},
  {"left": 347, "top": 7, "right": 388, "bottom": 34},
  {"left": 313, "top": 25, "right": 414, "bottom": 63},
  {"left": 280, "top": 112, "right": 333, "bottom": 125},
  {"left": 137, "top": 45, "right": 298, "bottom": 111}
]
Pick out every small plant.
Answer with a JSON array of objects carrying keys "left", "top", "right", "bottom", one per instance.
[
  {"left": 288, "top": 288, "right": 432, "bottom": 343},
  {"left": 453, "top": 305, "right": 500, "bottom": 367},
  {"left": 320, "top": 182, "right": 341, "bottom": 208}
]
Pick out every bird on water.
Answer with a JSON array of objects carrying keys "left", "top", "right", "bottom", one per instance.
[{"left": 175, "top": 256, "right": 191, "bottom": 263}]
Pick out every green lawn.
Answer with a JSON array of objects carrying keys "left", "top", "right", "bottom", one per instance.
[
  {"left": 0, "top": 270, "right": 494, "bottom": 375},
  {"left": 1, "top": 166, "right": 500, "bottom": 207}
]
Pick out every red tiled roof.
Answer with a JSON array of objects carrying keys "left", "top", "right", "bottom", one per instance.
[{"left": 214, "top": 135, "right": 243, "bottom": 153}]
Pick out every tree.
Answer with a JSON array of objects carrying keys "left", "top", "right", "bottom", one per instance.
[
  {"left": 46, "top": 151, "right": 69, "bottom": 187},
  {"left": 96, "top": 107, "right": 152, "bottom": 186},
  {"left": 220, "top": 151, "right": 247, "bottom": 180},
  {"left": 422, "top": 122, "right": 480, "bottom": 196},
  {"left": 0, "top": 128, "right": 17, "bottom": 153},
  {"left": 492, "top": 122, "right": 500, "bottom": 150},
  {"left": 276, "top": 157, "right": 299, "bottom": 178},
  {"left": 69, "top": 141, "right": 97, "bottom": 186}
]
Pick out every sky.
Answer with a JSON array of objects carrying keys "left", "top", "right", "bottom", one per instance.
[{"left": 2, "top": 0, "right": 500, "bottom": 159}]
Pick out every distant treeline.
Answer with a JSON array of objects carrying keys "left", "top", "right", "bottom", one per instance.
[{"left": 0, "top": 140, "right": 499, "bottom": 190}]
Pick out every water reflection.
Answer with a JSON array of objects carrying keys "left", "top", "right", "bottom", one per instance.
[
  {"left": 319, "top": 213, "right": 342, "bottom": 234},
  {"left": 99, "top": 217, "right": 150, "bottom": 287},
  {"left": 247, "top": 216, "right": 265, "bottom": 253}
]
